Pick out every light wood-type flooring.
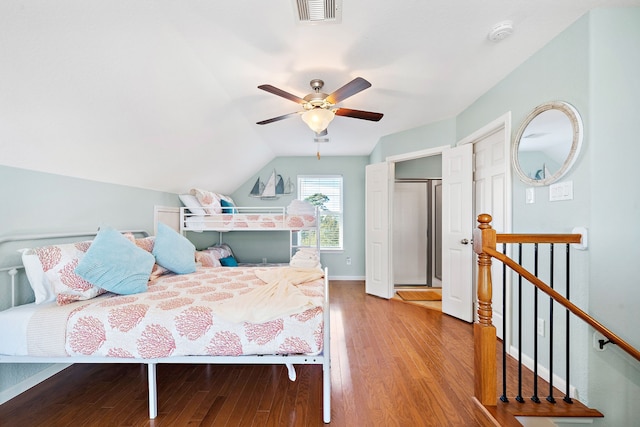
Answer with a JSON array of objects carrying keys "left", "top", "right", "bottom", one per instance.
[
  {"left": 0, "top": 281, "right": 539, "bottom": 426},
  {"left": 393, "top": 285, "right": 442, "bottom": 312}
]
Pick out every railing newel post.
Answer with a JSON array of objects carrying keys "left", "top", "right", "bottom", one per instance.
[{"left": 474, "top": 214, "right": 497, "bottom": 406}]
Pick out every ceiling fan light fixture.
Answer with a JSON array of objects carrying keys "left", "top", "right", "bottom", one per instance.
[{"left": 302, "top": 108, "right": 335, "bottom": 133}]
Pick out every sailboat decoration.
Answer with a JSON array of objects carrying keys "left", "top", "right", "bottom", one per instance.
[{"left": 249, "top": 170, "right": 294, "bottom": 199}]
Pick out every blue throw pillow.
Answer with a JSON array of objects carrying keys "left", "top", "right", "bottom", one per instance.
[
  {"left": 219, "top": 256, "right": 238, "bottom": 267},
  {"left": 153, "top": 222, "right": 196, "bottom": 274},
  {"left": 75, "top": 226, "right": 155, "bottom": 295},
  {"left": 220, "top": 199, "right": 238, "bottom": 214}
]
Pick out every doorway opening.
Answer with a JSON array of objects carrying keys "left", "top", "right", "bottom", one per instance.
[
  {"left": 393, "top": 179, "right": 442, "bottom": 288},
  {"left": 365, "top": 111, "right": 511, "bottom": 332}
]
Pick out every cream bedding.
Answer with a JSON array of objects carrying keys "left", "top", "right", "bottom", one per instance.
[{"left": 213, "top": 267, "right": 324, "bottom": 323}]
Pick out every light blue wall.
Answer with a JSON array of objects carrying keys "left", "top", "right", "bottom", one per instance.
[
  {"left": 0, "top": 164, "right": 178, "bottom": 399},
  {"left": 370, "top": 117, "right": 456, "bottom": 163},
  {"left": 586, "top": 8, "right": 640, "bottom": 424},
  {"left": 458, "top": 9, "right": 593, "bottom": 408},
  {"left": 395, "top": 155, "right": 442, "bottom": 179},
  {"left": 227, "top": 156, "right": 369, "bottom": 278},
  {"left": 369, "top": 8, "right": 640, "bottom": 426}
]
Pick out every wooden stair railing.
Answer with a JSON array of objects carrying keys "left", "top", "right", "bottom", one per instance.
[{"left": 473, "top": 213, "right": 640, "bottom": 424}]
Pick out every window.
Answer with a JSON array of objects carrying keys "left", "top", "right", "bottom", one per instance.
[{"left": 297, "top": 175, "right": 343, "bottom": 251}]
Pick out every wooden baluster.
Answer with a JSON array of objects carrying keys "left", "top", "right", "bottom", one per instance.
[{"left": 474, "top": 214, "right": 497, "bottom": 405}]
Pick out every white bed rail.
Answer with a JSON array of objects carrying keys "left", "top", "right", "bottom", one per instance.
[
  {"left": 0, "top": 230, "right": 150, "bottom": 246},
  {"left": 322, "top": 265, "right": 331, "bottom": 423},
  {"left": 0, "top": 230, "right": 149, "bottom": 309},
  {"left": 0, "top": 266, "right": 20, "bottom": 308},
  {"left": 180, "top": 206, "right": 319, "bottom": 232}
]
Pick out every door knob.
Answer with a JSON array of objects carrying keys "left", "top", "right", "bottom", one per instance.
[{"left": 460, "top": 238, "right": 470, "bottom": 245}]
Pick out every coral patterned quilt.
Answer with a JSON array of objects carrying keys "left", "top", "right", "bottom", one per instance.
[
  {"left": 183, "top": 213, "right": 317, "bottom": 231},
  {"left": 27, "top": 266, "right": 325, "bottom": 359}
]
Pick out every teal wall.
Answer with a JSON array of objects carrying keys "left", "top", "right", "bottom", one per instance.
[
  {"left": 369, "top": 8, "right": 640, "bottom": 426},
  {"left": 0, "top": 164, "right": 178, "bottom": 400}
]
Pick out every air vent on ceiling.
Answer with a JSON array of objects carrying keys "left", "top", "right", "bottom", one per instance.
[{"left": 294, "top": 0, "right": 342, "bottom": 24}]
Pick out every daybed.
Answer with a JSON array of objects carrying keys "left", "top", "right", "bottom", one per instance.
[{"left": 0, "top": 225, "right": 331, "bottom": 423}]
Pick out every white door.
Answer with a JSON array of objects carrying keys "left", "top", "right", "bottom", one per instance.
[
  {"left": 473, "top": 130, "right": 509, "bottom": 339},
  {"left": 393, "top": 182, "right": 428, "bottom": 285},
  {"left": 365, "top": 162, "right": 394, "bottom": 299},
  {"left": 441, "top": 144, "right": 474, "bottom": 322}
]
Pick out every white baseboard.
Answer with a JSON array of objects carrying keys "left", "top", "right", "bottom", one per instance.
[
  {"left": 508, "top": 345, "right": 579, "bottom": 399},
  {"left": 0, "top": 364, "right": 71, "bottom": 405},
  {"left": 328, "top": 275, "right": 365, "bottom": 281}
]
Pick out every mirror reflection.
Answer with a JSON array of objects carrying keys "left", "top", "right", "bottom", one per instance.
[{"left": 513, "top": 101, "right": 583, "bottom": 186}]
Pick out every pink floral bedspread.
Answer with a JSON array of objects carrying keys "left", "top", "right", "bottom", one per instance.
[
  {"left": 64, "top": 266, "right": 324, "bottom": 359},
  {"left": 184, "top": 214, "right": 316, "bottom": 231}
]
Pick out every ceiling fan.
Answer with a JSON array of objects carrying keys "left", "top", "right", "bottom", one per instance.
[{"left": 256, "top": 77, "right": 383, "bottom": 136}]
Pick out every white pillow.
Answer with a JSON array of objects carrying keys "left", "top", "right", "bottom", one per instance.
[
  {"left": 190, "top": 188, "right": 222, "bottom": 214},
  {"left": 20, "top": 249, "right": 54, "bottom": 304},
  {"left": 20, "top": 240, "right": 104, "bottom": 305},
  {"left": 179, "top": 194, "right": 206, "bottom": 215}
]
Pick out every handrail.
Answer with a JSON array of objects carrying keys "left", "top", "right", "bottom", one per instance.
[
  {"left": 473, "top": 213, "right": 640, "bottom": 407},
  {"left": 496, "top": 234, "right": 581, "bottom": 244},
  {"left": 485, "top": 246, "right": 640, "bottom": 362}
]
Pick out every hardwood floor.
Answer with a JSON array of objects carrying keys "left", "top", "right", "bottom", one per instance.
[{"left": 0, "top": 281, "right": 499, "bottom": 426}]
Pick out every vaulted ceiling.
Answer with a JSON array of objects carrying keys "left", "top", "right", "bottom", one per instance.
[{"left": 1, "top": 0, "right": 638, "bottom": 194}]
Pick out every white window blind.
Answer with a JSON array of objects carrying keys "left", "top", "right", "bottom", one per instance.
[{"left": 298, "top": 175, "right": 343, "bottom": 250}]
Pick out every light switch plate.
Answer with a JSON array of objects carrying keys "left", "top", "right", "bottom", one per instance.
[
  {"left": 525, "top": 187, "right": 535, "bottom": 204},
  {"left": 549, "top": 180, "right": 573, "bottom": 201}
]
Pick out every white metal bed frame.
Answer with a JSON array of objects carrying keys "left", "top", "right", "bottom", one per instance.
[
  {"left": 179, "top": 206, "right": 317, "bottom": 231},
  {"left": 0, "top": 231, "right": 331, "bottom": 423}
]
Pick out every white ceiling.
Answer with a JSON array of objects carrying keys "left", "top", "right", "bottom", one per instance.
[{"left": 1, "top": 0, "right": 638, "bottom": 194}]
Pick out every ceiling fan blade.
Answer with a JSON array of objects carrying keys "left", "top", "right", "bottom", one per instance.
[
  {"left": 256, "top": 112, "right": 301, "bottom": 125},
  {"left": 258, "top": 84, "right": 306, "bottom": 104},
  {"left": 334, "top": 108, "right": 383, "bottom": 122},
  {"left": 326, "top": 77, "right": 372, "bottom": 104}
]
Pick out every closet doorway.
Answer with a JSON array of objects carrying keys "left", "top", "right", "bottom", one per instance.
[{"left": 393, "top": 179, "right": 442, "bottom": 287}]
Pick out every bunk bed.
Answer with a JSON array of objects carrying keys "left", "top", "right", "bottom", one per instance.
[
  {"left": 0, "top": 224, "right": 331, "bottom": 423},
  {"left": 181, "top": 206, "right": 318, "bottom": 232},
  {"left": 177, "top": 194, "right": 321, "bottom": 264}
]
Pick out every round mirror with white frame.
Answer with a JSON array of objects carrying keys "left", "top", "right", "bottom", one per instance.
[{"left": 512, "top": 101, "right": 583, "bottom": 186}]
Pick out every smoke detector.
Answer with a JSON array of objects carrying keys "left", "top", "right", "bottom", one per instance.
[
  {"left": 294, "top": 0, "right": 342, "bottom": 24},
  {"left": 488, "top": 21, "right": 514, "bottom": 42}
]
